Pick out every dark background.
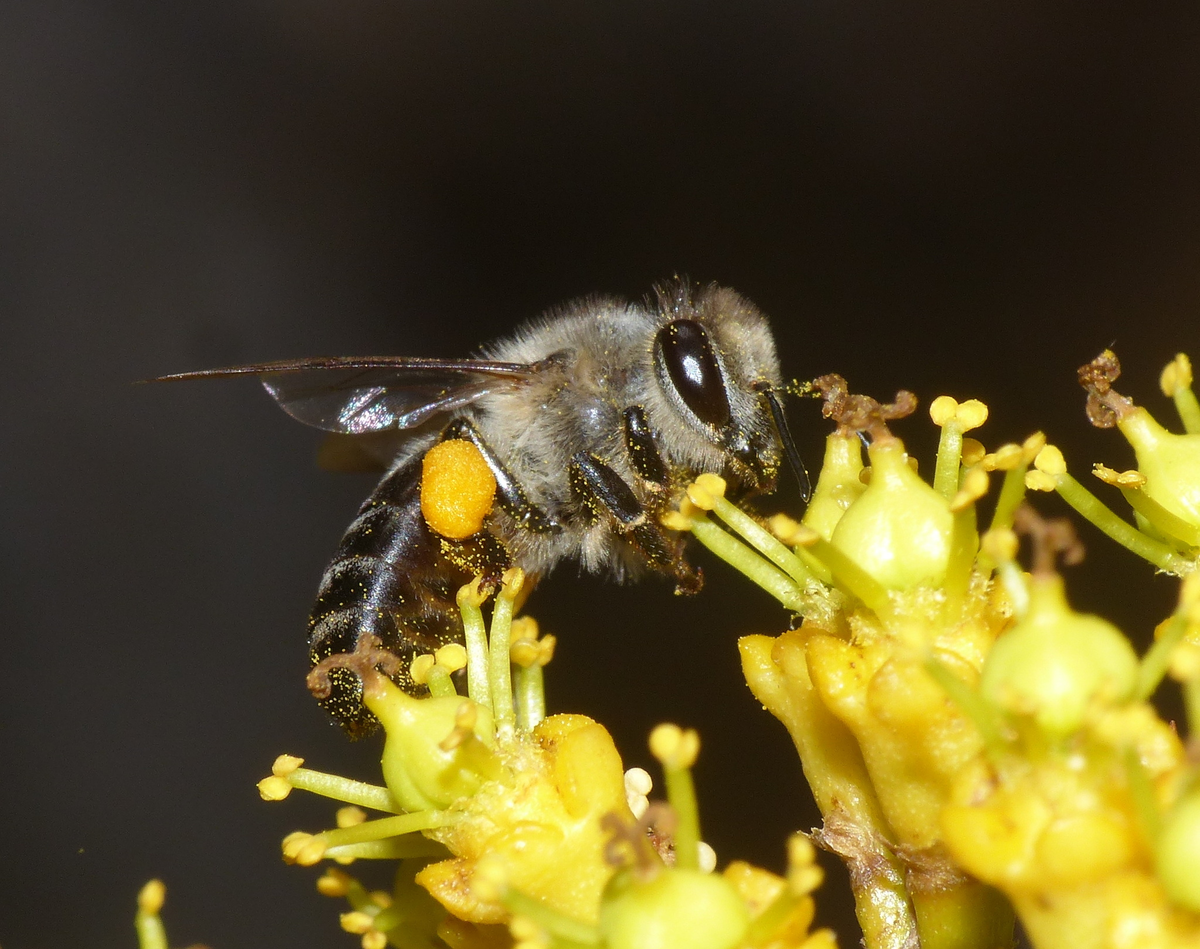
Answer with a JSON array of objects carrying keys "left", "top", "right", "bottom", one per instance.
[{"left": 2, "top": 2, "right": 1198, "bottom": 947}]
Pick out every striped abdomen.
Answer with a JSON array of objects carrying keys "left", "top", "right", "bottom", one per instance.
[{"left": 307, "top": 450, "right": 511, "bottom": 737}]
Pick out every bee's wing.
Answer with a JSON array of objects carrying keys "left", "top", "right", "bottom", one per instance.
[{"left": 152, "top": 355, "right": 546, "bottom": 434}]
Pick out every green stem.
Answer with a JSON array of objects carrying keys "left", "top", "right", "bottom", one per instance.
[
  {"left": 502, "top": 887, "right": 601, "bottom": 945},
  {"left": 1185, "top": 677, "right": 1200, "bottom": 737},
  {"left": 911, "top": 882, "right": 1014, "bottom": 949},
  {"left": 989, "top": 464, "right": 1029, "bottom": 535},
  {"left": 135, "top": 908, "right": 167, "bottom": 949},
  {"left": 1053, "top": 472, "right": 1190, "bottom": 573},
  {"left": 1121, "top": 487, "right": 1200, "bottom": 548},
  {"left": 662, "top": 763, "right": 701, "bottom": 871},
  {"left": 324, "top": 835, "right": 449, "bottom": 862},
  {"left": 934, "top": 423, "right": 965, "bottom": 500},
  {"left": 709, "top": 494, "right": 816, "bottom": 586},
  {"left": 319, "top": 810, "right": 455, "bottom": 849},
  {"left": 459, "top": 590, "right": 491, "bottom": 710},
  {"left": 489, "top": 582, "right": 518, "bottom": 736},
  {"left": 288, "top": 768, "right": 400, "bottom": 813},
  {"left": 1135, "top": 613, "right": 1189, "bottom": 701},
  {"left": 426, "top": 664, "right": 458, "bottom": 698},
  {"left": 688, "top": 516, "right": 805, "bottom": 611},
  {"left": 513, "top": 661, "right": 546, "bottom": 731},
  {"left": 1173, "top": 383, "right": 1200, "bottom": 435},
  {"left": 942, "top": 504, "right": 978, "bottom": 620}
]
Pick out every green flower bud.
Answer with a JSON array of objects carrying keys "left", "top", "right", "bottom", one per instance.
[
  {"left": 1155, "top": 789, "right": 1200, "bottom": 912},
  {"left": 980, "top": 575, "right": 1138, "bottom": 738},
  {"left": 829, "top": 439, "right": 953, "bottom": 589},
  {"left": 599, "top": 867, "right": 750, "bottom": 949},
  {"left": 1117, "top": 407, "right": 1200, "bottom": 528},
  {"left": 363, "top": 676, "right": 496, "bottom": 813}
]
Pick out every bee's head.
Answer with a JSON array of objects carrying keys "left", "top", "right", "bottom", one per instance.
[{"left": 646, "top": 281, "right": 802, "bottom": 497}]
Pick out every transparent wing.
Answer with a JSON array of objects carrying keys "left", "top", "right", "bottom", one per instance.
[{"left": 152, "top": 355, "right": 546, "bottom": 434}]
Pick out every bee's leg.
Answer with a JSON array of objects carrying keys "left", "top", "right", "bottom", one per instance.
[
  {"left": 569, "top": 451, "right": 702, "bottom": 595},
  {"left": 441, "top": 418, "right": 561, "bottom": 534},
  {"left": 622, "top": 406, "right": 667, "bottom": 485}
]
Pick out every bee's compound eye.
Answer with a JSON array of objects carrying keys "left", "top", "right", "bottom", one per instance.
[{"left": 654, "top": 319, "right": 731, "bottom": 428}]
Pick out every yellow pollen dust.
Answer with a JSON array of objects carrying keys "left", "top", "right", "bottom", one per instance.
[{"left": 420, "top": 439, "right": 497, "bottom": 540}]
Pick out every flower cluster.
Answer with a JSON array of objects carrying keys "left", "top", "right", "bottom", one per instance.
[
  {"left": 669, "top": 355, "right": 1200, "bottom": 949},
  {"left": 256, "top": 565, "right": 835, "bottom": 949},
  {"left": 136, "top": 349, "right": 1200, "bottom": 949}
]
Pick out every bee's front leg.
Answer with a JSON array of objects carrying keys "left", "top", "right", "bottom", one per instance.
[
  {"left": 441, "top": 418, "right": 561, "bottom": 534},
  {"left": 569, "top": 451, "right": 702, "bottom": 595}
]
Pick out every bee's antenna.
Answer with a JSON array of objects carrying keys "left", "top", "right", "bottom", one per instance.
[{"left": 762, "top": 386, "right": 812, "bottom": 503}]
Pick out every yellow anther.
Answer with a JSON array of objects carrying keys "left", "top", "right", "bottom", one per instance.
[
  {"left": 409, "top": 654, "right": 436, "bottom": 686},
  {"left": 435, "top": 642, "right": 468, "bottom": 672},
  {"left": 768, "top": 513, "right": 805, "bottom": 546},
  {"left": 930, "top": 395, "right": 959, "bottom": 426},
  {"left": 296, "top": 837, "right": 329, "bottom": 866},
  {"left": 317, "top": 869, "right": 351, "bottom": 897},
  {"left": 624, "top": 766, "right": 653, "bottom": 796},
  {"left": 687, "top": 474, "right": 728, "bottom": 510},
  {"left": 950, "top": 467, "right": 989, "bottom": 513},
  {"left": 787, "top": 833, "right": 816, "bottom": 868},
  {"left": 1033, "top": 444, "right": 1067, "bottom": 477},
  {"left": 983, "top": 444, "right": 1024, "bottom": 471},
  {"left": 336, "top": 806, "right": 367, "bottom": 828},
  {"left": 962, "top": 437, "right": 987, "bottom": 467},
  {"left": 957, "top": 399, "right": 989, "bottom": 430},
  {"left": 649, "top": 723, "right": 700, "bottom": 769},
  {"left": 536, "top": 635, "right": 556, "bottom": 665},
  {"left": 661, "top": 510, "right": 693, "bottom": 531},
  {"left": 981, "top": 528, "right": 1020, "bottom": 563},
  {"left": 282, "top": 831, "right": 312, "bottom": 862},
  {"left": 271, "top": 754, "right": 304, "bottom": 776},
  {"left": 1092, "top": 464, "right": 1146, "bottom": 488},
  {"left": 1022, "top": 431, "right": 1047, "bottom": 461},
  {"left": 510, "top": 616, "right": 539, "bottom": 640},
  {"left": 257, "top": 775, "right": 293, "bottom": 801},
  {"left": 501, "top": 566, "right": 526, "bottom": 597},
  {"left": 362, "top": 931, "right": 388, "bottom": 949},
  {"left": 1024, "top": 470, "right": 1057, "bottom": 492},
  {"left": 340, "top": 911, "right": 375, "bottom": 934},
  {"left": 510, "top": 640, "right": 538, "bottom": 667},
  {"left": 930, "top": 396, "right": 988, "bottom": 430},
  {"left": 787, "top": 523, "right": 821, "bottom": 548},
  {"left": 456, "top": 575, "right": 489, "bottom": 609},
  {"left": 368, "top": 890, "right": 393, "bottom": 909},
  {"left": 1161, "top": 353, "right": 1193, "bottom": 396},
  {"left": 137, "top": 879, "right": 166, "bottom": 915}
]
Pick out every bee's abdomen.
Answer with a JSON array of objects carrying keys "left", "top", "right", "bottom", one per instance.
[{"left": 307, "top": 453, "right": 497, "bottom": 737}]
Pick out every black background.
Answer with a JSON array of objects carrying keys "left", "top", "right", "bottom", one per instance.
[{"left": 2, "top": 2, "right": 1198, "bottom": 947}]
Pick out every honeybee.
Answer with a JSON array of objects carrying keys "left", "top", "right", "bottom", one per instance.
[{"left": 160, "top": 281, "right": 807, "bottom": 736}]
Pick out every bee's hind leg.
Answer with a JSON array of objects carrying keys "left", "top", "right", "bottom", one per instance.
[
  {"left": 441, "top": 418, "right": 561, "bottom": 534},
  {"left": 569, "top": 451, "right": 702, "bottom": 595}
]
